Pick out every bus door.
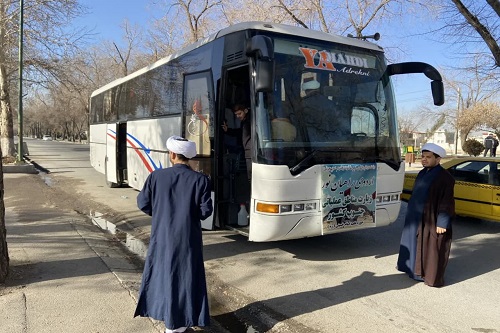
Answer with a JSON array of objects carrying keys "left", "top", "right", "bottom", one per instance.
[
  {"left": 183, "top": 71, "right": 216, "bottom": 230},
  {"left": 105, "top": 122, "right": 127, "bottom": 187},
  {"left": 217, "top": 65, "right": 251, "bottom": 229},
  {"left": 117, "top": 122, "right": 127, "bottom": 183}
]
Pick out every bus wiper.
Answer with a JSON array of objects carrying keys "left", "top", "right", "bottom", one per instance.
[{"left": 290, "top": 149, "right": 319, "bottom": 174}]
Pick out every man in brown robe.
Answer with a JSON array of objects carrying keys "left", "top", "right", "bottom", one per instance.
[{"left": 397, "top": 143, "right": 455, "bottom": 287}]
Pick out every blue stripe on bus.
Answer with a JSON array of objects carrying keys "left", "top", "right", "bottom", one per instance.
[{"left": 107, "top": 129, "right": 163, "bottom": 171}]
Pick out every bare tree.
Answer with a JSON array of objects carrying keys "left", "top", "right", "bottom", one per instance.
[
  {"left": 345, "top": 0, "right": 401, "bottom": 37},
  {"left": 0, "top": 146, "right": 6, "bottom": 283},
  {"left": 0, "top": 0, "right": 85, "bottom": 157},
  {"left": 182, "top": 0, "right": 224, "bottom": 42},
  {"left": 219, "top": 0, "right": 292, "bottom": 26},
  {"left": 456, "top": 100, "right": 499, "bottom": 138},
  {"left": 444, "top": 55, "right": 498, "bottom": 147},
  {"left": 451, "top": 0, "right": 500, "bottom": 67},
  {"left": 154, "top": 0, "right": 223, "bottom": 45},
  {"left": 398, "top": 109, "right": 428, "bottom": 146},
  {"left": 399, "top": 107, "right": 431, "bottom": 131},
  {"left": 0, "top": 0, "right": 18, "bottom": 157},
  {"left": 431, "top": 0, "right": 500, "bottom": 68},
  {"left": 107, "top": 20, "right": 144, "bottom": 77},
  {"left": 266, "top": 0, "right": 405, "bottom": 36},
  {"left": 483, "top": 101, "right": 500, "bottom": 133},
  {"left": 271, "top": 0, "right": 340, "bottom": 32},
  {"left": 24, "top": 51, "right": 107, "bottom": 141},
  {"left": 145, "top": 17, "right": 180, "bottom": 60}
]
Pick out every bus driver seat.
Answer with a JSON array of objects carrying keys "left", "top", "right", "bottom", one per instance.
[{"left": 271, "top": 118, "right": 297, "bottom": 142}]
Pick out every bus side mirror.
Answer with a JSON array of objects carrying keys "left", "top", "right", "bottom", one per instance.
[
  {"left": 431, "top": 80, "right": 444, "bottom": 106},
  {"left": 255, "top": 60, "right": 274, "bottom": 92},
  {"left": 246, "top": 35, "right": 275, "bottom": 92},
  {"left": 386, "top": 62, "right": 445, "bottom": 106}
]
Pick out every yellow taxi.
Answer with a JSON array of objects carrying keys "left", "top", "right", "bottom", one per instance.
[{"left": 401, "top": 157, "right": 500, "bottom": 222}]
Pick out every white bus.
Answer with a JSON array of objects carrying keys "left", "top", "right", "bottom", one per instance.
[{"left": 89, "top": 21, "right": 444, "bottom": 242}]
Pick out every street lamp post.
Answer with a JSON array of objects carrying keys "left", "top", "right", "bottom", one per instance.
[{"left": 17, "top": 0, "right": 24, "bottom": 163}]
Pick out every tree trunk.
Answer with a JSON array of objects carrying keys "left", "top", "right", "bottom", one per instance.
[
  {"left": 0, "top": 63, "right": 16, "bottom": 157},
  {"left": 0, "top": 147, "right": 9, "bottom": 283}
]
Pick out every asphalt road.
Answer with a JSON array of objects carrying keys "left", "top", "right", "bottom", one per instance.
[{"left": 23, "top": 138, "right": 500, "bottom": 333}]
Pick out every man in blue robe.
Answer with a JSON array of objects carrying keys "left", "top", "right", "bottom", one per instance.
[
  {"left": 397, "top": 143, "right": 455, "bottom": 287},
  {"left": 134, "top": 136, "right": 213, "bottom": 332}
]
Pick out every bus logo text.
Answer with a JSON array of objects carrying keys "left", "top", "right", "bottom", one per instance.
[{"left": 299, "top": 47, "right": 369, "bottom": 72}]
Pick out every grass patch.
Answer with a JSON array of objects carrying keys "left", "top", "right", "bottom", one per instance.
[{"left": 2, "top": 156, "right": 19, "bottom": 165}]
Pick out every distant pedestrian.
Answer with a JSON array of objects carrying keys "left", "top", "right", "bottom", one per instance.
[
  {"left": 397, "top": 143, "right": 455, "bottom": 287},
  {"left": 483, "top": 133, "right": 496, "bottom": 157},
  {"left": 492, "top": 134, "right": 499, "bottom": 157},
  {"left": 134, "top": 135, "right": 213, "bottom": 333}
]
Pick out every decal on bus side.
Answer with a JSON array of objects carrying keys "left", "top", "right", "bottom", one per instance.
[
  {"left": 321, "top": 163, "right": 377, "bottom": 232},
  {"left": 107, "top": 129, "right": 162, "bottom": 173}
]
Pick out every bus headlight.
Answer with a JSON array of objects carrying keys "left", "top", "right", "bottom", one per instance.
[
  {"left": 256, "top": 201, "right": 318, "bottom": 214},
  {"left": 305, "top": 202, "right": 317, "bottom": 210},
  {"left": 256, "top": 202, "right": 280, "bottom": 213},
  {"left": 293, "top": 204, "right": 304, "bottom": 211},
  {"left": 376, "top": 193, "right": 400, "bottom": 204}
]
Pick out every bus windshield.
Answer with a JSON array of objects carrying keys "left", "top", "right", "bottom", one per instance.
[{"left": 255, "top": 37, "right": 400, "bottom": 173}]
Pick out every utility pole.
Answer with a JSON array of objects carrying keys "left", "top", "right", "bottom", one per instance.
[
  {"left": 17, "top": 0, "right": 24, "bottom": 163},
  {"left": 454, "top": 88, "right": 460, "bottom": 156}
]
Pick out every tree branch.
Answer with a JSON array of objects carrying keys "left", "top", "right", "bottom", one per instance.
[
  {"left": 277, "top": 0, "right": 309, "bottom": 29},
  {"left": 486, "top": 0, "right": 500, "bottom": 18},
  {"left": 451, "top": 0, "right": 500, "bottom": 67}
]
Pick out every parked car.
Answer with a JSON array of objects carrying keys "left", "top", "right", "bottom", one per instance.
[
  {"left": 42, "top": 135, "right": 52, "bottom": 141},
  {"left": 402, "top": 157, "right": 500, "bottom": 222}
]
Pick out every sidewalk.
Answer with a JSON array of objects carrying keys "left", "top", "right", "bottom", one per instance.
[
  {"left": 0, "top": 173, "right": 226, "bottom": 333},
  {"left": 0, "top": 173, "right": 164, "bottom": 333}
]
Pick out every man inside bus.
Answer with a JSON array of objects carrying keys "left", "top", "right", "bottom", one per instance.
[
  {"left": 222, "top": 103, "right": 252, "bottom": 180},
  {"left": 301, "top": 78, "right": 345, "bottom": 142},
  {"left": 271, "top": 106, "right": 297, "bottom": 142}
]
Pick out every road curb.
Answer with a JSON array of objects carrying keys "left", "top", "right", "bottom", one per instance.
[
  {"left": 3, "top": 161, "right": 38, "bottom": 174},
  {"left": 88, "top": 213, "right": 305, "bottom": 333}
]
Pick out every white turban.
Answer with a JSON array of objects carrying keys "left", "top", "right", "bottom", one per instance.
[
  {"left": 302, "top": 80, "right": 320, "bottom": 90},
  {"left": 421, "top": 143, "right": 446, "bottom": 158},
  {"left": 166, "top": 135, "right": 197, "bottom": 159}
]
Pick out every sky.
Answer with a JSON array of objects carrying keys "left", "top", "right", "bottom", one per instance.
[
  {"left": 75, "top": 0, "right": 455, "bottom": 114},
  {"left": 75, "top": 0, "right": 156, "bottom": 40}
]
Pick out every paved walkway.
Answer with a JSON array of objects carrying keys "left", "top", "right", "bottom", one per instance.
[
  {"left": 0, "top": 174, "right": 162, "bottom": 333},
  {"left": 0, "top": 173, "right": 227, "bottom": 333}
]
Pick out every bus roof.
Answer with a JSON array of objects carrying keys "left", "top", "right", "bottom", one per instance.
[
  {"left": 91, "top": 21, "right": 384, "bottom": 97},
  {"left": 215, "top": 21, "right": 383, "bottom": 51}
]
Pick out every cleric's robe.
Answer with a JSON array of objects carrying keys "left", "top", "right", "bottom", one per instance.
[
  {"left": 397, "top": 164, "right": 455, "bottom": 287},
  {"left": 134, "top": 164, "right": 213, "bottom": 328}
]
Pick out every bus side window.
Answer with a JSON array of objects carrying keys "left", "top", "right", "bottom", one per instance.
[
  {"left": 103, "top": 90, "right": 116, "bottom": 121},
  {"left": 91, "top": 94, "right": 104, "bottom": 123}
]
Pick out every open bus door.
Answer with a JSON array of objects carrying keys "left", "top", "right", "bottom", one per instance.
[
  {"left": 215, "top": 35, "right": 273, "bottom": 236},
  {"left": 216, "top": 65, "right": 251, "bottom": 232},
  {"left": 105, "top": 122, "right": 127, "bottom": 188}
]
